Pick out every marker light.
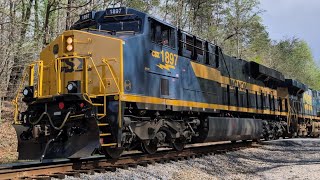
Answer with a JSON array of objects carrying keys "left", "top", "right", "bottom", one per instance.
[
  {"left": 67, "top": 83, "right": 75, "bottom": 91},
  {"left": 58, "top": 102, "right": 65, "bottom": 110},
  {"left": 22, "top": 86, "right": 34, "bottom": 97},
  {"left": 67, "top": 81, "right": 79, "bottom": 93},
  {"left": 66, "top": 81, "right": 81, "bottom": 93},
  {"left": 79, "top": 103, "right": 85, "bottom": 108},
  {"left": 23, "top": 89, "right": 29, "bottom": 96}
]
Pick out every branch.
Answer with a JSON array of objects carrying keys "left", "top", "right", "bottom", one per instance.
[
  {"left": 223, "top": 11, "right": 261, "bottom": 42},
  {"left": 49, "top": 0, "right": 92, "bottom": 13},
  {"left": 0, "top": 21, "right": 10, "bottom": 25}
]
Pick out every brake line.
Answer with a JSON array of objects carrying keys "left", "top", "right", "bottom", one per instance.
[
  {"left": 29, "top": 111, "right": 71, "bottom": 130},
  {"left": 40, "top": 130, "right": 63, "bottom": 162}
]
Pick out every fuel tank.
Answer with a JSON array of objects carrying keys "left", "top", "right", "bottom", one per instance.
[{"left": 197, "top": 117, "right": 262, "bottom": 142}]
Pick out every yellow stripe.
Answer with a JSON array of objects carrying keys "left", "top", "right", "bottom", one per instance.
[
  {"left": 121, "top": 94, "right": 320, "bottom": 120},
  {"left": 101, "top": 143, "right": 117, "bottom": 147},
  {"left": 297, "top": 115, "right": 320, "bottom": 120},
  {"left": 121, "top": 94, "right": 287, "bottom": 116},
  {"left": 191, "top": 62, "right": 276, "bottom": 94}
]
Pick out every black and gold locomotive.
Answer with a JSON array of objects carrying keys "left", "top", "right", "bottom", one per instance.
[{"left": 13, "top": 7, "right": 320, "bottom": 160}]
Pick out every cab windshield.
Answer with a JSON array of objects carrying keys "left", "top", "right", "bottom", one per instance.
[
  {"left": 74, "top": 18, "right": 142, "bottom": 37},
  {"left": 100, "top": 20, "right": 141, "bottom": 33}
]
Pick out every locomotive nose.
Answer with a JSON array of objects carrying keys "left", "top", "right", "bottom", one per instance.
[
  {"left": 14, "top": 116, "right": 100, "bottom": 160},
  {"left": 12, "top": 28, "right": 123, "bottom": 160}
]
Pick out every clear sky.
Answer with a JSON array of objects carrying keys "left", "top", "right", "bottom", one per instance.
[{"left": 260, "top": 0, "right": 320, "bottom": 62}]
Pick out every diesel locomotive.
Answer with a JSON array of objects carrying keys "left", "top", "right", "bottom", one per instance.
[{"left": 13, "top": 7, "right": 320, "bottom": 160}]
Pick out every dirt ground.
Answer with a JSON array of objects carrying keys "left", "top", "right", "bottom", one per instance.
[
  {"left": 0, "top": 121, "right": 18, "bottom": 163},
  {"left": 0, "top": 101, "right": 18, "bottom": 164}
]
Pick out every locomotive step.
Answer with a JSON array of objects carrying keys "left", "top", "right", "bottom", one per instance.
[
  {"left": 98, "top": 123, "right": 109, "bottom": 126},
  {"left": 100, "top": 133, "right": 111, "bottom": 137},
  {"left": 101, "top": 143, "right": 117, "bottom": 147},
  {"left": 70, "top": 114, "right": 85, "bottom": 118},
  {"left": 92, "top": 103, "right": 104, "bottom": 106}
]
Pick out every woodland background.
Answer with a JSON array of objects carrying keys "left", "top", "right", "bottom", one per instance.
[{"left": 0, "top": 0, "right": 319, "bottom": 99}]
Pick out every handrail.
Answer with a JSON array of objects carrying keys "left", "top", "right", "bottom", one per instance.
[
  {"left": 55, "top": 56, "right": 120, "bottom": 118},
  {"left": 102, "top": 58, "right": 120, "bottom": 92},
  {"left": 101, "top": 58, "right": 122, "bottom": 128},
  {"left": 287, "top": 97, "right": 292, "bottom": 133},
  {"left": 87, "top": 57, "right": 107, "bottom": 116},
  {"left": 13, "top": 70, "right": 28, "bottom": 124},
  {"left": 13, "top": 60, "right": 43, "bottom": 124}
]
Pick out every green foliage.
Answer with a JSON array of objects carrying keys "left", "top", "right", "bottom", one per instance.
[{"left": 272, "top": 38, "right": 320, "bottom": 89}]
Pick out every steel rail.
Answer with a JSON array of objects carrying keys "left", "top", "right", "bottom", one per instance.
[{"left": 0, "top": 141, "right": 258, "bottom": 179}]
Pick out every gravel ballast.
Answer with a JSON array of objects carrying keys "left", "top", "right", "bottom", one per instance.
[{"left": 62, "top": 138, "right": 320, "bottom": 180}]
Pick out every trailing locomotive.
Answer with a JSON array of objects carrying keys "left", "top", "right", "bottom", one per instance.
[{"left": 13, "top": 7, "right": 320, "bottom": 160}]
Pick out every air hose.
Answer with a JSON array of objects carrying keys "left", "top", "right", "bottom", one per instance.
[
  {"left": 29, "top": 111, "right": 71, "bottom": 130},
  {"left": 40, "top": 130, "right": 63, "bottom": 162}
]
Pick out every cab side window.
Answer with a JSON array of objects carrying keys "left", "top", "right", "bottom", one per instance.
[
  {"left": 150, "top": 19, "right": 176, "bottom": 48},
  {"left": 161, "top": 29, "right": 169, "bottom": 46}
]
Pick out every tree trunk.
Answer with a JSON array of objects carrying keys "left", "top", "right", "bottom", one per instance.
[
  {"left": 66, "top": 0, "right": 72, "bottom": 30},
  {"left": 7, "top": 0, "right": 34, "bottom": 99},
  {"left": 43, "top": 1, "right": 52, "bottom": 46},
  {"left": 34, "top": 0, "right": 39, "bottom": 41}
]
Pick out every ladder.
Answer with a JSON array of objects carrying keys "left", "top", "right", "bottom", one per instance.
[
  {"left": 91, "top": 99, "right": 117, "bottom": 147},
  {"left": 288, "top": 99, "right": 299, "bottom": 134},
  {"left": 86, "top": 57, "right": 120, "bottom": 147}
]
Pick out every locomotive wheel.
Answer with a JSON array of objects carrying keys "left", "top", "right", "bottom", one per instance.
[
  {"left": 141, "top": 139, "right": 158, "bottom": 154},
  {"left": 172, "top": 138, "right": 185, "bottom": 151},
  {"left": 103, "top": 147, "right": 124, "bottom": 159}
]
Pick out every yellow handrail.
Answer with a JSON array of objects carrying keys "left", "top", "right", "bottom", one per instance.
[
  {"left": 88, "top": 57, "right": 107, "bottom": 116},
  {"left": 13, "top": 60, "right": 43, "bottom": 124},
  {"left": 102, "top": 58, "right": 120, "bottom": 92},
  {"left": 13, "top": 70, "right": 28, "bottom": 124},
  {"left": 55, "top": 56, "right": 120, "bottom": 118}
]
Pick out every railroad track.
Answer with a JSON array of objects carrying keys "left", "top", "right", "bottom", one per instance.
[{"left": 0, "top": 141, "right": 258, "bottom": 180}]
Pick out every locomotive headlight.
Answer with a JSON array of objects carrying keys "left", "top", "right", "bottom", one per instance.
[
  {"left": 66, "top": 44, "right": 73, "bottom": 51},
  {"left": 65, "top": 36, "right": 74, "bottom": 52},
  {"left": 66, "top": 37, "right": 73, "bottom": 44},
  {"left": 66, "top": 81, "right": 81, "bottom": 93}
]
